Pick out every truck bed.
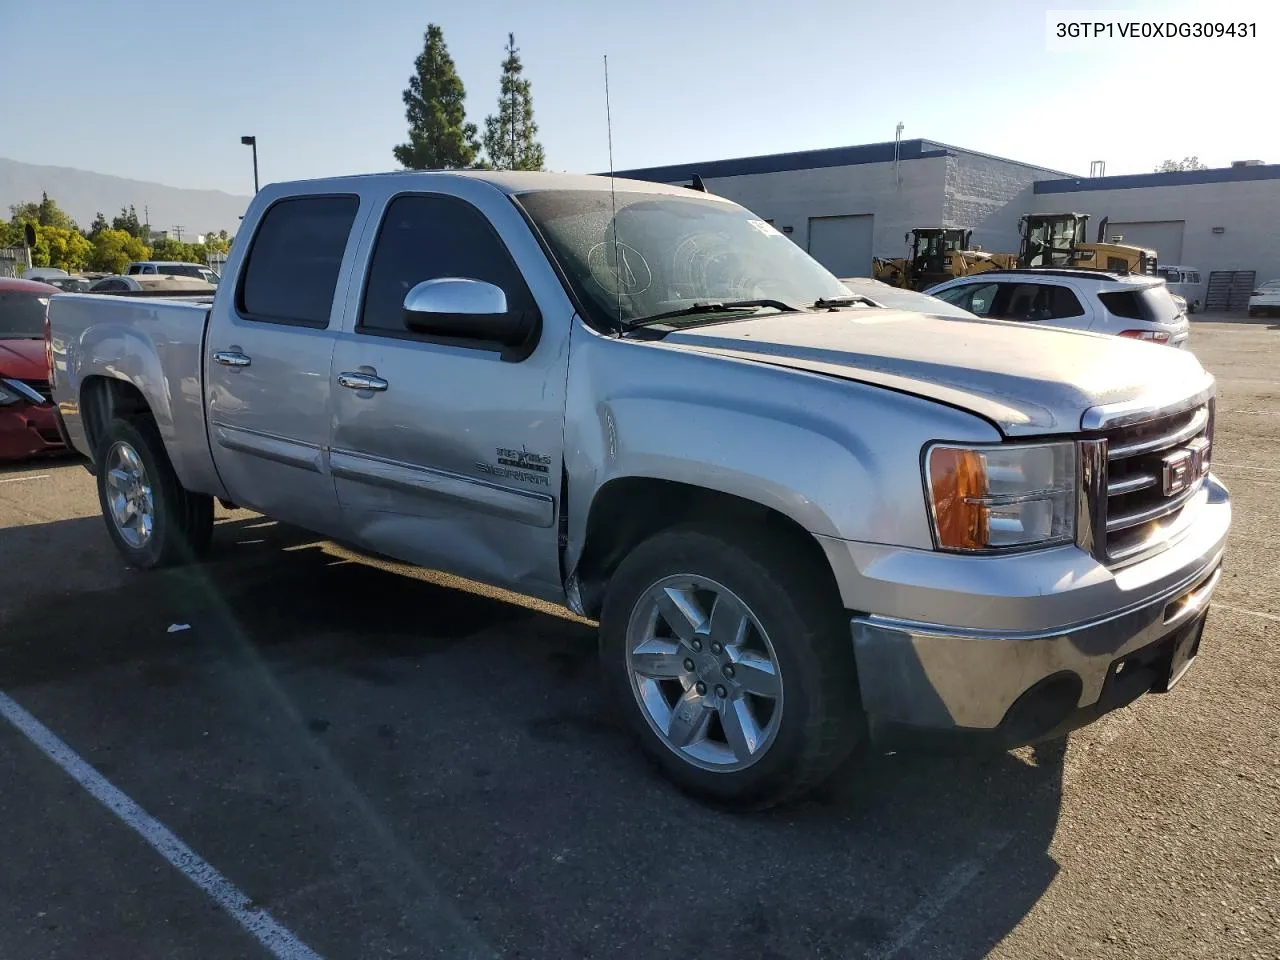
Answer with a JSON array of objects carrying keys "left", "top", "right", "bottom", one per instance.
[{"left": 49, "top": 293, "right": 221, "bottom": 495}]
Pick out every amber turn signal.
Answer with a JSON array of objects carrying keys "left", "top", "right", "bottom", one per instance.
[{"left": 928, "top": 447, "right": 989, "bottom": 550}]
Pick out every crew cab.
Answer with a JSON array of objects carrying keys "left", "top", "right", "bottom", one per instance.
[{"left": 47, "top": 172, "right": 1231, "bottom": 808}]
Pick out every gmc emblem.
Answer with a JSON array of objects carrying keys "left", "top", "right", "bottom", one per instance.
[{"left": 1163, "top": 438, "right": 1211, "bottom": 497}]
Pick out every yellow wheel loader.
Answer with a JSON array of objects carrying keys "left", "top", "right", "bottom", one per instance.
[
  {"left": 873, "top": 227, "right": 1013, "bottom": 290},
  {"left": 1017, "top": 213, "right": 1157, "bottom": 275}
]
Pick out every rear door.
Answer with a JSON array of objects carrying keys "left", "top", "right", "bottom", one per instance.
[
  {"left": 327, "top": 181, "right": 572, "bottom": 601},
  {"left": 204, "top": 192, "right": 365, "bottom": 533}
]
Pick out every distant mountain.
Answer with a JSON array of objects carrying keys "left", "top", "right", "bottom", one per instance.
[{"left": 0, "top": 158, "right": 250, "bottom": 237}]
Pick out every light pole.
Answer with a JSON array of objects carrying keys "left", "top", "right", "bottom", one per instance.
[{"left": 240, "top": 135, "right": 259, "bottom": 193}]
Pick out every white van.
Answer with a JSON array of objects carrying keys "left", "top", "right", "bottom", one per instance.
[{"left": 1159, "top": 265, "right": 1204, "bottom": 313}]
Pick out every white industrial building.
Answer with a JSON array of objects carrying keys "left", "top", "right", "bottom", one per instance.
[{"left": 613, "top": 139, "right": 1279, "bottom": 309}]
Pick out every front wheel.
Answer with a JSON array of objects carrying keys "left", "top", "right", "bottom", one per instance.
[
  {"left": 600, "top": 524, "right": 862, "bottom": 809},
  {"left": 95, "top": 417, "right": 213, "bottom": 568}
]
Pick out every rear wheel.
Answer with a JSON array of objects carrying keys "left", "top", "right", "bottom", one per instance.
[
  {"left": 600, "top": 524, "right": 862, "bottom": 809},
  {"left": 95, "top": 417, "right": 213, "bottom": 568}
]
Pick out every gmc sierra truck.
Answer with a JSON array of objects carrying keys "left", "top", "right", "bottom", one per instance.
[{"left": 47, "top": 171, "right": 1231, "bottom": 808}]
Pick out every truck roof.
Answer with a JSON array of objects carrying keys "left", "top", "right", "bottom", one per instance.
[{"left": 261, "top": 170, "right": 732, "bottom": 201}]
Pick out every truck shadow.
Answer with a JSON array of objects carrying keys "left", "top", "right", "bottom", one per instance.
[{"left": 0, "top": 513, "right": 1064, "bottom": 960}]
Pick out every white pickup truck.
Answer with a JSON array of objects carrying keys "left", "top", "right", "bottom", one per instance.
[{"left": 47, "top": 171, "right": 1231, "bottom": 808}]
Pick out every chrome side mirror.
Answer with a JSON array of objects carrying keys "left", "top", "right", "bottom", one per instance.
[
  {"left": 402, "top": 277, "right": 536, "bottom": 351},
  {"left": 403, "top": 278, "right": 508, "bottom": 318}
]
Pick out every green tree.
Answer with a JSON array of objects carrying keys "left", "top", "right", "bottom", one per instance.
[
  {"left": 202, "top": 230, "right": 230, "bottom": 256},
  {"left": 393, "top": 24, "right": 480, "bottom": 170},
  {"left": 10, "top": 193, "right": 76, "bottom": 231},
  {"left": 88, "top": 212, "right": 110, "bottom": 239},
  {"left": 1156, "top": 156, "right": 1209, "bottom": 172},
  {"left": 28, "top": 224, "right": 92, "bottom": 270},
  {"left": 89, "top": 229, "right": 151, "bottom": 274},
  {"left": 150, "top": 237, "right": 189, "bottom": 261},
  {"left": 112, "top": 205, "right": 148, "bottom": 240},
  {"left": 482, "top": 33, "right": 544, "bottom": 171}
]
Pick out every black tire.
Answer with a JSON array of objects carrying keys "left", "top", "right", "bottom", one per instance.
[
  {"left": 600, "top": 523, "right": 862, "bottom": 810},
  {"left": 94, "top": 417, "right": 213, "bottom": 568},
  {"left": 1248, "top": 308, "right": 1261, "bottom": 318}
]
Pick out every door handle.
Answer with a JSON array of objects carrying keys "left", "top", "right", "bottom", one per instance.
[
  {"left": 337, "top": 372, "right": 389, "bottom": 392},
  {"left": 213, "top": 351, "right": 251, "bottom": 368}
]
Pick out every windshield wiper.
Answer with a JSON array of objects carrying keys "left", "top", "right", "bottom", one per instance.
[
  {"left": 623, "top": 298, "right": 800, "bottom": 330},
  {"left": 812, "top": 294, "right": 880, "bottom": 309}
]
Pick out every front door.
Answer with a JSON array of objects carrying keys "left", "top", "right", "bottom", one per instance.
[
  {"left": 204, "top": 193, "right": 363, "bottom": 533},
  {"left": 327, "top": 186, "right": 571, "bottom": 601}
]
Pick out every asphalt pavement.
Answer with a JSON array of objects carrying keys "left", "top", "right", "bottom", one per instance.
[{"left": 0, "top": 319, "right": 1276, "bottom": 960}]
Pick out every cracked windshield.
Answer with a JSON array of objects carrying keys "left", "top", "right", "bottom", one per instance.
[{"left": 0, "top": 0, "right": 1274, "bottom": 958}]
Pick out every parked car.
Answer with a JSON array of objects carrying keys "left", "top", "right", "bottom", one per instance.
[
  {"left": 1159, "top": 265, "right": 1204, "bottom": 313},
  {"left": 0, "top": 277, "right": 65, "bottom": 461},
  {"left": 44, "top": 276, "right": 94, "bottom": 293},
  {"left": 1248, "top": 279, "right": 1280, "bottom": 317},
  {"left": 840, "top": 276, "right": 977, "bottom": 318},
  {"left": 927, "top": 268, "right": 1191, "bottom": 347},
  {"left": 20, "top": 267, "right": 70, "bottom": 284},
  {"left": 126, "top": 261, "right": 219, "bottom": 285},
  {"left": 89, "top": 275, "right": 216, "bottom": 294},
  {"left": 48, "top": 171, "right": 1230, "bottom": 808}
]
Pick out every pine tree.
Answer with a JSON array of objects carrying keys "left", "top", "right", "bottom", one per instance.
[
  {"left": 88, "top": 212, "right": 110, "bottom": 239},
  {"left": 393, "top": 24, "right": 480, "bottom": 170},
  {"left": 482, "top": 33, "right": 545, "bottom": 171}
]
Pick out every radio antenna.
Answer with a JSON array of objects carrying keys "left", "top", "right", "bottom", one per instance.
[{"left": 604, "top": 54, "right": 623, "bottom": 334}]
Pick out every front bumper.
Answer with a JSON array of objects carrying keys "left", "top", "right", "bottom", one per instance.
[
  {"left": 0, "top": 403, "right": 68, "bottom": 462},
  {"left": 831, "top": 475, "right": 1231, "bottom": 747}
]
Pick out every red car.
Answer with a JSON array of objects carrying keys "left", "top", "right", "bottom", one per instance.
[{"left": 0, "top": 277, "right": 67, "bottom": 461}]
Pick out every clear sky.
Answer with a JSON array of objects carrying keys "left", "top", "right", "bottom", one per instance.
[{"left": 1, "top": 0, "right": 1272, "bottom": 195}]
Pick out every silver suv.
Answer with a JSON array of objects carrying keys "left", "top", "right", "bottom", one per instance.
[{"left": 926, "top": 268, "right": 1191, "bottom": 348}]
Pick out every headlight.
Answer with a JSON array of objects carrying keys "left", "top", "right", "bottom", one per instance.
[{"left": 925, "top": 442, "right": 1077, "bottom": 551}]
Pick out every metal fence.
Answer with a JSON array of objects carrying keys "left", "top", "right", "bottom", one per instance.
[{"left": 0, "top": 246, "right": 27, "bottom": 278}]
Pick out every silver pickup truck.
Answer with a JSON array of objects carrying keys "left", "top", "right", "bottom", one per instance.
[{"left": 47, "top": 172, "right": 1231, "bottom": 808}]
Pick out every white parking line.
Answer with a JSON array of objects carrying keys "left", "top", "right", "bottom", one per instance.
[
  {"left": 1213, "top": 602, "right": 1280, "bottom": 624},
  {"left": 0, "top": 691, "right": 322, "bottom": 960},
  {"left": 0, "top": 474, "right": 50, "bottom": 484},
  {"left": 862, "top": 831, "right": 1015, "bottom": 960}
]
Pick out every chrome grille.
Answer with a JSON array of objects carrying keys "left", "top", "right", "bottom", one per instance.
[{"left": 1098, "top": 400, "right": 1214, "bottom": 563}]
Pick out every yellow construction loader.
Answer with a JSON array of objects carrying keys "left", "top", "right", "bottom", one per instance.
[
  {"left": 873, "top": 227, "right": 1013, "bottom": 290},
  {"left": 1017, "top": 213, "right": 1157, "bottom": 274}
]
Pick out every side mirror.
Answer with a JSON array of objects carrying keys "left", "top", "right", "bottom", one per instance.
[{"left": 402, "top": 278, "right": 535, "bottom": 349}]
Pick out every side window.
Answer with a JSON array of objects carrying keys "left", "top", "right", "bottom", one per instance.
[
  {"left": 936, "top": 282, "right": 998, "bottom": 315},
  {"left": 996, "top": 283, "right": 1083, "bottom": 322},
  {"left": 1045, "top": 284, "right": 1085, "bottom": 319},
  {"left": 238, "top": 195, "right": 359, "bottom": 327},
  {"left": 358, "top": 194, "right": 534, "bottom": 338},
  {"left": 126, "top": 264, "right": 141, "bottom": 275}
]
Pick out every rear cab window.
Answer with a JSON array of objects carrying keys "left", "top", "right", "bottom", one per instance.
[{"left": 237, "top": 195, "right": 360, "bottom": 327}]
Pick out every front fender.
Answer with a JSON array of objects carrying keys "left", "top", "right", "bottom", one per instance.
[{"left": 563, "top": 330, "right": 1001, "bottom": 570}]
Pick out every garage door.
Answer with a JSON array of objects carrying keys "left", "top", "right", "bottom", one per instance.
[
  {"left": 807, "top": 214, "right": 874, "bottom": 277},
  {"left": 1103, "top": 220, "right": 1185, "bottom": 264}
]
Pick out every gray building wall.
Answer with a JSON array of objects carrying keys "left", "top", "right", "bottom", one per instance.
[
  {"left": 944, "top": 152, "right": 1072, "bottom": 255},
  {"left": 1031, "top": 173, "right": 1280, "bottom": 286}
]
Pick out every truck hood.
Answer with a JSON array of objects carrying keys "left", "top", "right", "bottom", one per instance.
[
  {"left": 0, "top": 339, "right": 47, "bottom": 380},
  {"left": 661, "top": 308, "right": 1212, "bottom": 435}
]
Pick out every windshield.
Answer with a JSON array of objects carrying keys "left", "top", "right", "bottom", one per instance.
[
  {"left": 0, "top": 291, "right": 49, "bottom": 338},
  {"left": 516, "top": 190, "right": 850, "bottom": 328}
]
